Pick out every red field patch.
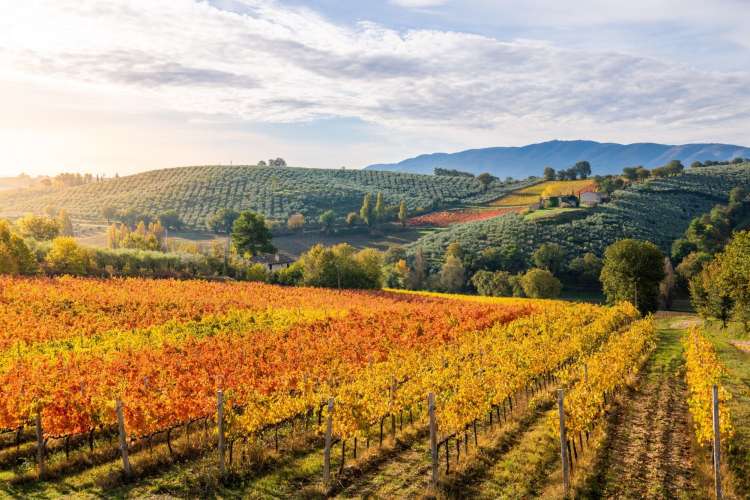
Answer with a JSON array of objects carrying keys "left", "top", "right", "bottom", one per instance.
[{"left": 407, "top": 206, "right": 525, "bottom": 227}]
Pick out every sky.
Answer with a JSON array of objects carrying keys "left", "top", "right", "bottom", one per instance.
[{"left": 0, "top": 0, "right": 749, "bottom": 177}]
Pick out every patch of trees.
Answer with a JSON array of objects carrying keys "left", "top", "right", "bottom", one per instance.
[
  {"left": 257, "top": 158, "right": 287, "bottom": 167},
  {"left": 546, "top": 161, "right": 592, "bottom": 181},
  {"left": 670, "top": 186, "right": 749, "bottom": 290},
  {"left": 692, "top": 158, "right": 749, "bottom": 168},
  {"left": 106, "top": 221, "right": 167, "bottom": 251},
  {"left": 690, "top": 231, "right": 750, "bottom": 330},
  {"left": 434, "top": 168, "right": 474, "bottom": 177}
]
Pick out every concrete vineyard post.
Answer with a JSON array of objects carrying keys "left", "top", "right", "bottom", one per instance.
[
  {"left": 428, "top": 393, "right": 438, "bottom": 488},
  {"left": 323, "top": 398, "right": 334, "bottom": 485},
  {"left": 557, "top": 389, "right": 570, "bottom": 495},
  {"left": 116, "top": 399, "right": 132, "bottom": 478},
  {"left": 35, "top": 409, "right": 45, "bottom": 479},
  {"left": 218, "top": 390, "right": 226, "bottom": 475},
  {"left": 712, "top": 385, "right": 722, "bottom": 500}
]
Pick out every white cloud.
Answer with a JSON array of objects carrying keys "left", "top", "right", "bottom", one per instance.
[
  {"left": 0, "top": 0, "right": 748, "bottom": 174},
  {"left": 389, "top": 0, "right": 450, "bottom": 7}
]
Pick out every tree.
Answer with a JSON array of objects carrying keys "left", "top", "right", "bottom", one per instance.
[
  {"left": 360, "top": 193, "right": 373, "bottom": 227},
  {"left": 691, "top": 231, "right": 750, "bottom": 330},
  {"left": 374, "top": 192, "right": 385, "bottom": 223},
  {"left": 635, "top": 166, "right": 651, "bottom": 181},
  {"left": 398, "top": 200, "right": 407, "bottom": 227},
  {"left": 57, "top": 209, "right": 74, "bottom": 237},
  {"left": 298, "top": 244, "right": 382, "bottom": 289},
  {"left": 574, "top": 161, "right": 592, "bottom": 179},
  {"left": 729, "top": 186, "right": 747, "bottom": 205},
  {"left": 671, "top": 238, "right": 697, "bottom": 263},
  {"left": 676, "top": 251, "right": 712, "bottom": 286},
  {"left": 659, "top": 257, "right": 676, "bottom": 310},
  {"left": 439, "top": 255, "right": 465, "bottom": 292},
  {"left": 532, "top": 243, "right": 564, "bottom": 275},
  {"left": 158, "top": 210, "right": 183, "bottom": 231},
  {"left": 569, "top": 252, "right": 603, "bottom": 283},
  {"left": 102, "top": 206, "right": 118, "bottom": 224},
  {"left": 45, "top": 237, "right": 89, "bottom": 275},
  {"left": 232, "top": 211, "right": 275, "bottom": 257},
  {"left": 208, "top": 208, "right": 240, "bottom": 275},
  {"left": 520, "top": 268, "right": 561, "bottom": 298},
  {"left": 471, "top": 270, "right": 513, "bottom": 296},
  {"left": 408, "top": 247, "right": 427, "bottom": 290},
  {"left": 346, "top": 212, "right": 360, "bottom": 226},
  {"left": 319, "top": 210, "right": 335, "bottom": 233},
  {"left": 0, "top": 220, "right": 36, "bottom": 275},
  {"left": 287, "top": 213, "right": 305, "bottom": 231},
  {"left": 476, "top": 173, "right": 496, "bottom": 192},
  {"left": 622, "top": 167, "right": 639, "bottom": 182},
  {"left": 15, "top": 214, "right": 60, "bottom": 241},
  {"left": 117, "top": 208, "right": 146, "bottom": 228},
  {"left": 446, "top": 241, "right": 463, "bottom": 260},
  {"left": 600, "top": 239, "right": 665, "bottom": 314},
  {"left": 690, "top": 161, "right": 704, "bottom": 169},
  {"left": 543, "top": 167, "right": 556, "bottom": 181},
  {"left": 257, "top": 160, "right": 267, "bottom": 166}
]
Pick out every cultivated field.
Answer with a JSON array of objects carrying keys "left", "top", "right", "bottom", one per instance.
[{"left": 491, "top": 180, "right": 597, "bottom": 207}]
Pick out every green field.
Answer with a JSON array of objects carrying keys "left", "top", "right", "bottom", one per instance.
[{"left": 0, "top": 165, "right": 527, "bottom": 229}]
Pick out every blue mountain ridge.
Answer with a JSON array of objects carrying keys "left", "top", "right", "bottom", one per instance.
[{"left": 365, "top": 140, "right": 750, "bottom": 177}]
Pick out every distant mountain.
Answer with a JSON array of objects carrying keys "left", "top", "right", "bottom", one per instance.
[{"left": 366, "top": 140, "right": 750, "bottom": 177}]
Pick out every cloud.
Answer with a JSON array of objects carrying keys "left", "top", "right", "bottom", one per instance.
[
  {"left": 389, "top": 0, "right": 450, "bottom": 7},
  {"left": 1, "top": 0, "right": 749, "bottom": 145}
]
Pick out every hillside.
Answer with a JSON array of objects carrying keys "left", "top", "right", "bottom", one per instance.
[
  {"left": 0, "top": 165, "right": 524, "bottom": 228},
  {"left": 367, "top": 140, "right": 750, "bottom": 178},
  {"left": 409, "top": 163, "right": 750, "bottom": 267}
]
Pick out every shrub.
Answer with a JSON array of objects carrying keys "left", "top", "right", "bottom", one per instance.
[
  {"left": 519, "top": 268, "right": 561, "bottom": 298},
  {"left": 46, "top": 237, "right": 89, "bottom": 275}
]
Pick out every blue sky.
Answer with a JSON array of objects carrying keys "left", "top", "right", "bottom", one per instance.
[{"left": 0, "top": 0, "right": 748, "bottom": 176}]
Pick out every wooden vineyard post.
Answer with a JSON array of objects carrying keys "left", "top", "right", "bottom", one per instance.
[
  {"left": 35, "top": 409, "right": 45, "bottom": 479},
  {"left": 217, "top": 390, "right": 226, "bottom": 475},
  {"left": 390, "top": 377, "right": 397, "bottom": 441},
  {"left": 116, "top": 399, "right": 132, "bottom": 478},
  {"left": 557, "top": 389, "right": 570, "bottom": 495},
  {"left": 712, "top": 385, "right": 722, "bottom": 500},
  {"left": 323, "top": 398, "right": 334, "bottom": 485},
  {"left": 428, "top": 393, "right": 438, "bottom": 488}
]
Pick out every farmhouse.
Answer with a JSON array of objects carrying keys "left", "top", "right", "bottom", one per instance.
[
  {"left": 580, "top": 191, "right": 606, "bottom": 206},
  {"left": 251, "top": 252, "right": 295, "bottom": 271}
]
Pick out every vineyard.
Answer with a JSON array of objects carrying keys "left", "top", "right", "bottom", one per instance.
[
  {"left": 0, "top": 166, "right": 527, "bottom": 228},
  {"left": 0, "top": 278, "right": 742, "bottom": 498},
  {"left": 412, "top": 163, "right": 750, "bottom": 267},
  {"left": 0, "top": 277, "right": 634, "bottom": 489},
  {"left": 406, "top": 207, "right": 526, "bottom": 227}
]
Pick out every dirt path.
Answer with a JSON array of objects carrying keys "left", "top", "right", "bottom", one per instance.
[{"left": 582, "top": 326, "right": 699, "bottom": 499}]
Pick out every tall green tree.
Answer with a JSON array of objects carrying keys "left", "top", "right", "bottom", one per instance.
[
  {"left": 57, "top": 209, "right": 74, "bottom": 237},
  {"left": 360, "top": 193, "right": 373, "bottom": 227},
  {"left": 374, "top": 192, "right": 385, "bottom": 223},
  {"left": 476, "top": 173, "right": 496, "bottom": 191},
  {"left": 600, "top": 239, "right": 665, "bottom": 314},
  {"left": 231, "top": 211, "right": 275, "bottom": 257},
  {"left": 543, "top": 167, "right": 556, "bottom": 181},
  {"left": 398, "top": 200, "right": 407, "bottom": 227}
]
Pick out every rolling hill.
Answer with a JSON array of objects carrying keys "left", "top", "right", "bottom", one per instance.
[
  {"left": 0, "top": 165, "right": 526, "bottom": 228},
  {"left": 409, "top": 163, "right": 750, "bottom": 268},
  {"left": 367, "top": 140, "right": 750, "bottom": 178}
]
